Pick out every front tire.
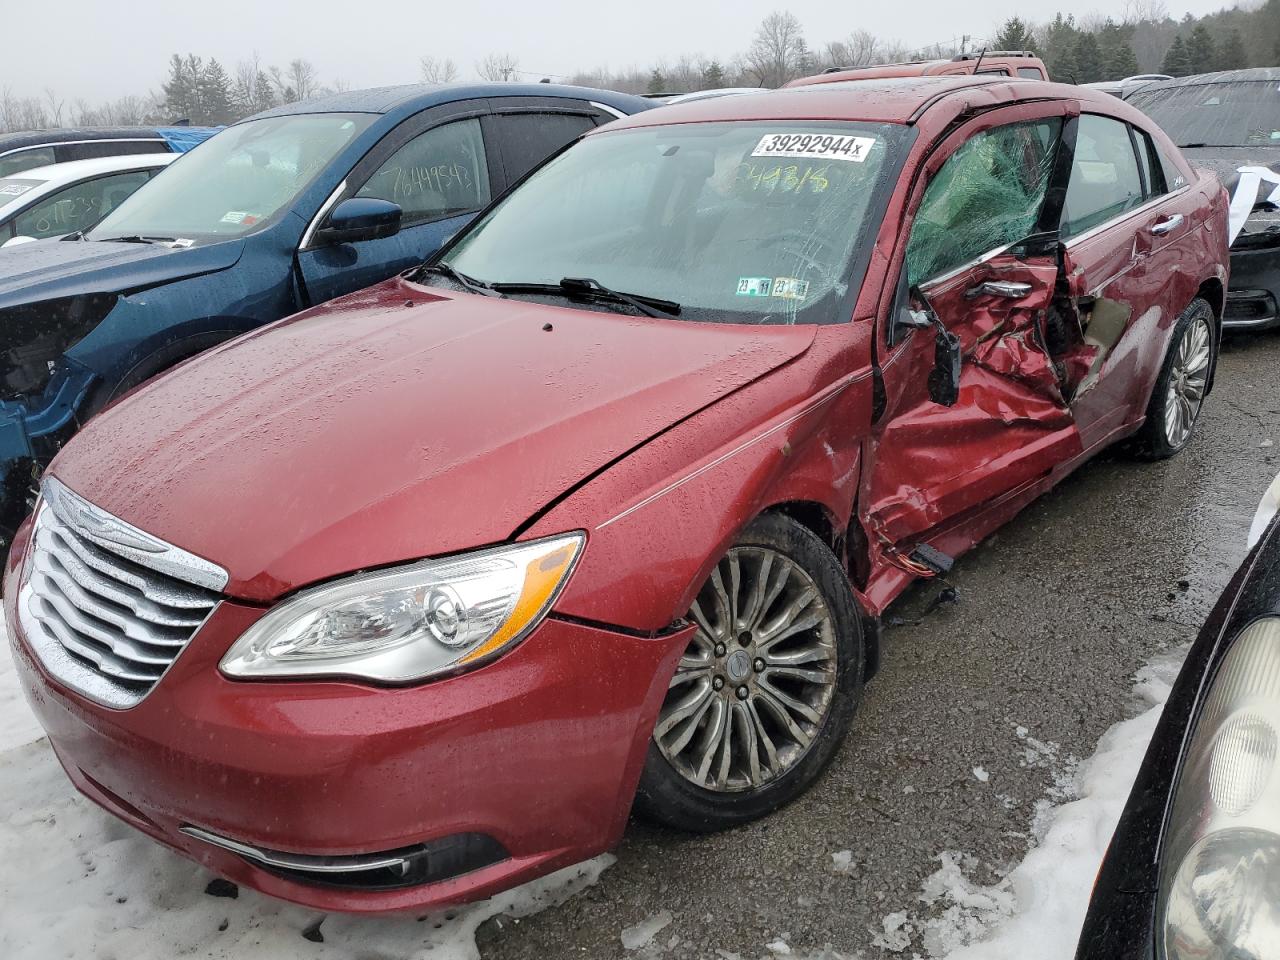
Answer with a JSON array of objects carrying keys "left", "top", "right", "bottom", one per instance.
[
  {"left": 1136, "top": 297, "right": 1215, "bottom": 460},
  {"left": 634, "top": 513, "right": 864, "bottom": 832}
]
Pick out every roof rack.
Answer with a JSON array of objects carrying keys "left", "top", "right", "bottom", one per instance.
[
  {"left": 821, "top": 59, "right": 938, "bottom": 74},
  {"left": 951, "top": 50, "right": 1037, "bottom": 61}
]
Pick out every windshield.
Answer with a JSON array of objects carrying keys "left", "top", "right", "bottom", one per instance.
[
  {"left": 86, "top": 113, "right": 373, "bottom": 242},
  {"left": 1129, "top": 80, "right": 1280, "bottom": 148},
  {"left": 0, "top": 178, "right": 44, "bottom": 212},
  {"left": 437, "top": 121, "right": 908, "bottom": 325}
]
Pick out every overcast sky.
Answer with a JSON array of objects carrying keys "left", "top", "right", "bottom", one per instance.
[{"left": 8, "top": 0, "right": 1246, "bottom": 105}]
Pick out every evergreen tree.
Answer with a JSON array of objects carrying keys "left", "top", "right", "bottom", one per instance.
[
  {"left": 1218, "top": 29, "right": 1246, "bottom": 70},
  {"left": 199, "top": 59, "right": 234, "bottom": 125},
  {"left": 1162, "top": 35, "right": 1193, "bottom": 77},
  {"left": 162, "top": 54, "right": 204, "bottom": 123},
  {"left": 647, "top": 69, "right": 666, "bottom": 95},
  {"left": 702, "top": 60, "right": 726, "bottom": 88},
  {"left": 1186, "top": 25, "right": 1216, "bottom": 74},
  {"left": 253, "top": 70, "right": 277, "bottom": 113},
  {"left": 1098, "top": 20, "right": 1140, "bottom": 79},
  {"left": 994, "top": 16, "right": 1037, "bottom": 52},
  {"left": 1041, "top": 14, "right": 1081, "bottom": 81},
  {"left": 1074, "top": 32, "right": 1103, "bottom": 84},
  {"left": 795, "top": 37, "right": 815, "bottom": 78}
]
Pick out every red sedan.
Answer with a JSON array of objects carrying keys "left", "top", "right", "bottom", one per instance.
[{"left": 6, "top": 77, "right": 1228, "bottom": 913}]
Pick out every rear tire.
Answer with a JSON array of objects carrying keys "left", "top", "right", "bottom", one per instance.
[
  {"left": 1135, "top": 297, "right": 1215, "bottom": 460},
  {"left": 634, "top": 513, "right": 864, "bottom": 833}
]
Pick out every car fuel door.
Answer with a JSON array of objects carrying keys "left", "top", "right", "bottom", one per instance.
[{"left": 861, "top": 106, "right": 1085, "bottom": 552}]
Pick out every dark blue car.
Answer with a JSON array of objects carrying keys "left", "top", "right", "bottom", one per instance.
[{"left": 0, "top": 83, "right": 651, "bottom": 543}]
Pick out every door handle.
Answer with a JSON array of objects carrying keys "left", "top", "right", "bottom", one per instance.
[
  {"left": 1151, "top": 214, "right": 1184, "bottom": 236},
  {"left": 964, "top": 280, "right": 1032, "bottom": 300}
]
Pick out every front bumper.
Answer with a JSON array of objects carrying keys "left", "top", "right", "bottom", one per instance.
[
  {"left": 6, "top": 545, "right": 690, "bottom": 913},
  {"left": 1225, "top": 242, "right": 1280, "bottom": 330}
]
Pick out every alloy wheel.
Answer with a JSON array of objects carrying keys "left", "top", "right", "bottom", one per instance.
[
  {"left": 654, "top": 546, "right": 838, "bottom": 793},
  {"left": 1164, "top": 315, "right": 1212, "bottom": 449}
]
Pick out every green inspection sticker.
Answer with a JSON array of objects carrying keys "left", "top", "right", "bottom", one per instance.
[{"left": 736, "top": 277, "right": 773, "bottom": 297}]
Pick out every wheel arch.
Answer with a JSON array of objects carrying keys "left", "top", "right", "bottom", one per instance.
[
  {"left": 1195, "top": 277, "right": 1224, "bottom": 396},
  {"left": 760, "top": 498, "right": 881, "bottom": 681},
  {"left": 79, "top": 323, "right": 252, "bottom": 420}
]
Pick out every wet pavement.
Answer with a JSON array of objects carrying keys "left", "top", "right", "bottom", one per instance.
[{"left": 476, "top": 331, "right": 1280, "bottom": 960}]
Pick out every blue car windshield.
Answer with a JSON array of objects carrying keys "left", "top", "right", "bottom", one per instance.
[{"left": 87, "top": 113, "right": 373, "bottom": 242}]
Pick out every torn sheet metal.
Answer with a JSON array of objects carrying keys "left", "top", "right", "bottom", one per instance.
[{"left": 864, "top": 257, "right": 1083, "bottom": 547}]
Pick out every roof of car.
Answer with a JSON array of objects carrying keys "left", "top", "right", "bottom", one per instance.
[
  {"left": 0, "top": 127, "right": 216, "bottom": 155},
  {"left": 3, "top": 153, "right": 177, "bottom": 185},
  {"left": 608, "top": 76, "right": 1120, "bottom": 129},
  {"left": 246, "top": 82, "right": 650, "bottom": 121},
  {"left": 1135, "top": 67, "right": 1280, "bottom": 90}
]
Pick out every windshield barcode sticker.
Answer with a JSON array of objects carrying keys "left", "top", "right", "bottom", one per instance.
[{"left": 751, "top": 133, "right": 876, "bottom": 162}]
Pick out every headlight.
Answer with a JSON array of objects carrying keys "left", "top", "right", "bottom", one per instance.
[
  {"left": 220, "top": 533, "right": 583, "bottom": 683},
  {"left": 1161, "top": 617, "right": 1280, "bottom": 959}
]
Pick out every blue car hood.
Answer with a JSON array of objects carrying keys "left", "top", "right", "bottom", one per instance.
[{"left": 0, "top": 238, "right": 245, "bottom": 310}]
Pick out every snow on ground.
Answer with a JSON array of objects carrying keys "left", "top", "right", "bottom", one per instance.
[
  {"left": 0, "top": 616, "right": 612, "bottom": 960},
  {"left": 874, "top": 646, "right": 1187, "bottom": 960}
]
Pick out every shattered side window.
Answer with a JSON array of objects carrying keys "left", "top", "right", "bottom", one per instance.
[{"left": 905, "top": 118, "right": 1060, "bottom": 285}]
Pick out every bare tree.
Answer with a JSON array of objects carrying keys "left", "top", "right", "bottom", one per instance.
[
  {"left": 1122, "top": 0, "right": 1170, "bottom": 24},
  {"left": 284, "top": 58, "right": 318, "bottom": 102},
  {"left": 420, "top": 56, "right": 459, "bottom": 83},
  {"left": 744, "top": 12, "right": 808, "bottom": 87},
  {"left": 824, "top": 30, "right": 881, "bottom": 69},
  {"left": 112, "top": 94, "right": 148, "bottom": 124},
  {"left": 665, "top": 55, "right": 705, "bottom": 91},
  {"left": 476, "top": 53, "right": 520, "bottom": 81},
  {"left": 43, "top": 88, "right": 65, "bottom": 127}
]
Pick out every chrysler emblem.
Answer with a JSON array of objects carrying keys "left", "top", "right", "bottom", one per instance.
[{"left": 72, "top": 503, "right": 165, "bottom": 554}]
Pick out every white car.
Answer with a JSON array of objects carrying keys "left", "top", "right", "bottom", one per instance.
[{"left": 0, "top": 153, "right": 176, "bottom": 246}]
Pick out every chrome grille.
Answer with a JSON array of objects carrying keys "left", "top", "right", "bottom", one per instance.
[{"left": 18, "top": 477, "right": 227, "bottom": 708}]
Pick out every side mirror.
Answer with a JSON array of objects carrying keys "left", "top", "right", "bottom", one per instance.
[
  {"left": 908, "top": 286, "right": 961, "bottom": 407},
  {"left": 1, "top": 235, "right": 37, "bottom": 250},
  {"left": 315, "top": 197, "right": 402, "bottom": 246}
]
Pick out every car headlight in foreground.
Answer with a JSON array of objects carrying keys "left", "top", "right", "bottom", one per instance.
[
  {"left": 1161, "top": 616, "right": 1280, "bottom": 959},
  {"left": 220, "top": 533, "right": 583, "bottom": 682}
]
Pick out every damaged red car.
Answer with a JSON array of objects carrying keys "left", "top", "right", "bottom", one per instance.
[{"left": 7, "top": 76, "right": 1228, "bottom": 913}]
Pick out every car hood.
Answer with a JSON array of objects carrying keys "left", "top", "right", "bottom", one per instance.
[
  {"left": 51, "top": 277, "right": 817, "bottom": 601},
  {"left": 0, "top": 237, "right": 244, "bottom": 310}
]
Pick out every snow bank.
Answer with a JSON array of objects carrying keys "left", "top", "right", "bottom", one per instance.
[
  {"left": 875, "top": 647, "right": 1186, "bottom": 959},
  {"left": 0, "top": 617, "right": 612, "bottom": 960}
]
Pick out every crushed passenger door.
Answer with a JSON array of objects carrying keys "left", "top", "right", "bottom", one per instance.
[{"left": 862, "top": 107, "right": 1085, "bottom": 550}]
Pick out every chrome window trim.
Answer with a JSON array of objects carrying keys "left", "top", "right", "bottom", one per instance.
[
  {"left": 588, "top": 101, "right": 627, "bottom": 120},
  {"left": 299, "top": 178, "right": 347, "bottom": 251},
  {"left": 42, "top": 476, "right": 228, "bottom": 591},
  {"left": 1062, "top": 184, "right": 1190, "bottom": 249},
  {"left": 917, "top": 241, "right": 1016, "bottom": 290},
  {"left": 0, "top": 138, "right": 164, "bottom": 160}
]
